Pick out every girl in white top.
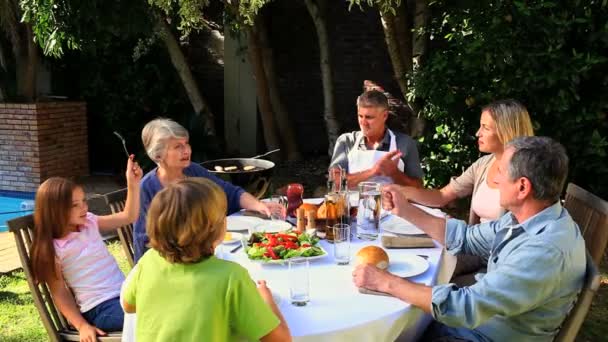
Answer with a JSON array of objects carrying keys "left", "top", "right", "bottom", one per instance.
[{"left": 30, "top": 156, "right": 142, "bottom": 342}]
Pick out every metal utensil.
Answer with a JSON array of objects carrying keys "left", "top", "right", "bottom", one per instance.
[
  {"left": 230, "top": 244, "right": 243, "bottom": 253},
  {"left": 251, "top": 148, "right": 280, "bottom": 160},
  {"left": 113, "top": 131, "right": 130, "bottom": 158}
]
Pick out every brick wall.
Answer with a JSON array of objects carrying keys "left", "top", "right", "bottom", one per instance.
[{"left": 0, "top": 102, "right": 89, "bottom": 193}]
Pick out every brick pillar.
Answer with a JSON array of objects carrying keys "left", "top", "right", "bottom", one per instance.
[{"left": 0, "top": 102, "right": 89, "bottom": 193}]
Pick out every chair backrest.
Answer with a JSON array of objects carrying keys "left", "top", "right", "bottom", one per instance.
[
  {"left": 103, "top": 188, "right": 135, "bottom": 268},
  {"left": 554, "top": 253, "right": 601, "bottom": 342},
  {"left": 7, "top": 214, "right": 64, "bottom": 342},
  {"left": 564, "top": 183, "right": 608, "bottom": 265},
  {"left": 8, "top": 215, "right": 122, "bottom": 342}
]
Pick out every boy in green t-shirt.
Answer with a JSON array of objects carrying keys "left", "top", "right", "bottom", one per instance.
[{"left": 121, "top": 178, "right": 291, "bottom": 342}]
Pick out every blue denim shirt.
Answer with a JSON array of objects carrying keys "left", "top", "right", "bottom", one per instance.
[
  {"left": 133, "top": 163, "right": 245, "bottom": 262},
  {"left": 431, "top": 202, "right": 586, "bottom": 342}
]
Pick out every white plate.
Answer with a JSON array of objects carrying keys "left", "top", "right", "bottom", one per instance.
[
  {"left": 253, "top": 221, "right": 292, "bottom": 233},
  {"left": 381, "top": 215, "right": 425, "bottom": 235},
  {"left": 222, "top": 232, "right": 243, "bottom": 245},
  {"left": 226, "top": 216, "right": 264, "bottom": 232},
  {"left": 388, "top": 255, "right": 429, "bottom": 278}
]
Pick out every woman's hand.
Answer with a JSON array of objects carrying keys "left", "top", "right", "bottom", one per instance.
[
  {"left": 78, "top": 322, "right": 105, "bottom": 342},
  {"left": 125, "top": 155, "right": 143, "bottom": 187},
  {"left": 382, "top": 184, "right": 412, "bottom": 217},
  {"left": 253, "top": 200, "right": 273, "bottom": 217}
]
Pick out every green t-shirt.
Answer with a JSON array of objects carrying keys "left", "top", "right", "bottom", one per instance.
[{"left": 122, "top": 250, "right": 280, "bottom": 342}]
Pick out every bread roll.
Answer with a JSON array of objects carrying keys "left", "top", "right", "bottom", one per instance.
[
  {"left": 299, "top": 203, "right": 318, "bottom": 213},
  {"left": 355, "top": 246, "right": 389, "bottom": 270},
  {"left": 317, "top": 202, "right": 327, "bottom": 219}
]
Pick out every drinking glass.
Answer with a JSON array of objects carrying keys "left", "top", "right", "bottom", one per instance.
[
  {"left": 268, "top": 195, "right": 288, "bottom": 221},
  {"left": 332, "top": 224, "right": 350, "bottom": 265},
  {"left": 288, "top": 258, "right": 310, "bottom": 306},
  {"left": 357, "top": 182, "right": 381, "bottom": 240}
]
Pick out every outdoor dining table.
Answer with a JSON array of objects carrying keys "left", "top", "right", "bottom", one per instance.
[{"left": 121, "top": 201, "right": 449, "bottom": 342}]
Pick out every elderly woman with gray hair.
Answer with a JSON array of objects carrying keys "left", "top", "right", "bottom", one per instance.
[{"left": 133, "top": 118, "right": 274, "bottom": 262}]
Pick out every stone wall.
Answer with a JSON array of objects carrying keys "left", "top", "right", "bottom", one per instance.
[{"left": 0, "top": 102, "right": 89, "bottom": 193}]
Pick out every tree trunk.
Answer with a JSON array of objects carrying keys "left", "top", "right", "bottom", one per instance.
[
  {"left": 156, "top": 17, "right": 217, "bottom": 137},
  {"left": 379, "top": 12, "right": 409, "bottom": 103},
  {"left": 22, "top": 24, "right": 38, "bottom": 101},
  {"left": 412, "top": 0, "right": 430, "bottom": 66},
  {"left": 304, "top": 0, "right": 340, "bottom": 156},
  {"left": 246, "top": 24, "right": 281, "bottom": 152},
  {"left": 257, "top": 14, "right": 301, "bottom": 161},
  {"left": 0, "top": 42, "right": 7, "bottom": 101}
]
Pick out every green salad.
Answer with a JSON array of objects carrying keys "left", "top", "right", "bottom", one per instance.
[{"left": 245, "top": 231, "right": 325, "bottom": 261}]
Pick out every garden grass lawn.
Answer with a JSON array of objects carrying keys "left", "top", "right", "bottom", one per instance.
[{"left": 0, "top": 241, "right": 606, "bottom": 341}]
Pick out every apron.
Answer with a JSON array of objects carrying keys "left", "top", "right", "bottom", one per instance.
[{"left": 347, "top": 129, "right": 405, "bottom": 184}]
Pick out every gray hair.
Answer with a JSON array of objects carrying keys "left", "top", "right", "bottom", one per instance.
[
  {"left": 356, "top": 90, "right": 388, "bottom": 109},
  {"left": 141, "top": 118, "right": 189, "bottom": 163},
  {"left": 506, "top": 136, "right": 569, "bottom": 202}
]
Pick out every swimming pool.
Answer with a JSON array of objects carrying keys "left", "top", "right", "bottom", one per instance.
[{"left": 0, "top": 192, "right": 35, "bottom": 233}]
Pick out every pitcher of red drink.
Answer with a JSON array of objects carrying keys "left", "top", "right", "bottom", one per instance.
[{"left": 286, "top": 183, "right": 304, "bottom": 217}]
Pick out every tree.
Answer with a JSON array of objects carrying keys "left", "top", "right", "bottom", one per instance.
[
  {"left": 21, "top": 0, "right": 217, "bottom": 136},
  {"left": 347, "top": 0, "right": 427, "bottom": 137},
  {"left": 304, "top": 0, "right": 340, "bottom": 155},
  {"left": 226, "top": 0, "right": 302, "bottom": 160},
  {"left": 1, "top": 0, "right": 39, "bottom": 101}
]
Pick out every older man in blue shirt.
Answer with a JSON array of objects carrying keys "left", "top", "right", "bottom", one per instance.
[{"left": 353, "top": 136, "right": 586, "bottom": 341}]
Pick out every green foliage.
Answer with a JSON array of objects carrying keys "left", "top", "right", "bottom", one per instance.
[
  {"left": 410, "top": 0, "right": 608, "bottom": 197},
  {"left": 346, "top": 0, "right": 402, "bottom": 15},
  {"left": 20, "top": 0, "right": 155, "bottom": 57},
  {"left": 147, "top": 0, "right": 209, "bottom": 37}
]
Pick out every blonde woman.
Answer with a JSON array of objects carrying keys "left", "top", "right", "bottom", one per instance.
[
  {"left": 134, "top": 118, "right": 275, "bottom": 262},
  {"left": 122, "top": 178, "right": 291, "bottom": 341},
  {"left": 398, "top": 99, "right": 534, "bottom": 224},
  {"left": 392, "top": 99, "right": 534, "bottom": 283}
]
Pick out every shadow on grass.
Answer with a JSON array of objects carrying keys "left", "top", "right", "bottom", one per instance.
[{"left": 0, "top": 291, "right": 30, "bottom": 305}]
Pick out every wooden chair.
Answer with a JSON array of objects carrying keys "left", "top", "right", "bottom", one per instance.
[
  {"left": 7, "top": 215, "right": 121, "bottom": 342},
  {"left": 564, "top": 183, "right": 608, "bottom": 266},
  {"left": 103, "top": 188, "right": 135, "bottom": 268},
  {"left": 554, "top": 252, "right": 601, "bottom": 342}
]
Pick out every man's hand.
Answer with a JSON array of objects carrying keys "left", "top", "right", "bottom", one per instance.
[
  {"left": 352, "top": 264, "right": 394, "bottom": 293},
  {"left": 373, "top": 150, "right": 402, "bottom": 177}
]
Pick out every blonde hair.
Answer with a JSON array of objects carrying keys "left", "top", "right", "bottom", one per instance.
[
  {"left": 146, "top": 178, "right": 227, "bottom": 264},
  {"left": 141, "top": 118, "right": 189, "bottom": 163},
  {"left": 482, "top": 99, "right": 534, "bottom": 145}
]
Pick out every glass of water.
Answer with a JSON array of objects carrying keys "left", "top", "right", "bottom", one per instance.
[
  {"left": 288, "top": 258, "right": 310, "bottom": 306},
  {"left": 332, "top": 223, "right": 350, "bottom": 265},
  {"left": 357, "top": 182, "right": 381, "bottom": 240},
  {"left": 268, "top": 195, "right": 288, "bottom": 221}
]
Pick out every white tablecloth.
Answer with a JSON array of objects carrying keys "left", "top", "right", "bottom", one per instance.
[{"left": 122, "top": 206, "right": 448, "bottom": 342}]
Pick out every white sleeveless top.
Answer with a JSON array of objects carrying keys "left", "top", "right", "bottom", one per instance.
[
  {"left": 53, "top": 213, "right": 124, "bottom": 312},
  {"left": 470, "top": 174, "right": 502, "bottom": 223}
]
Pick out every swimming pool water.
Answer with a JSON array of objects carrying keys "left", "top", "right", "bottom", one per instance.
[{"left": 0, "top": 194, "right": 35, "bottom": 233}]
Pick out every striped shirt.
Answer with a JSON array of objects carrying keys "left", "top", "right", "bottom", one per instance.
[{"left": 54, "top": 213, "right": 124, "bottom": 313}]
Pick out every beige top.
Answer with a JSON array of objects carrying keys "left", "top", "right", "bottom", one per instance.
[
  {"left": 447, "top": 154, "right": 507, "bottom": 224},
  {"left": 470, "top": 172, "right": 501, "bottom": 223}
]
